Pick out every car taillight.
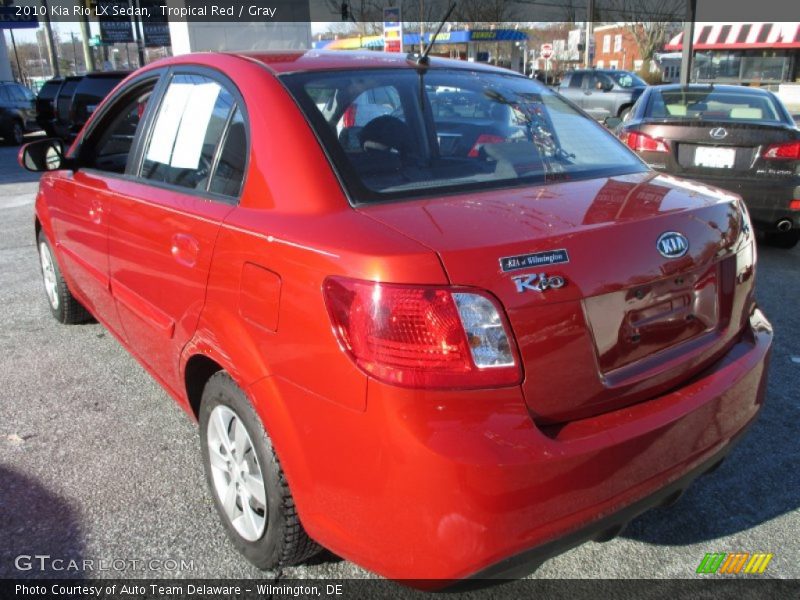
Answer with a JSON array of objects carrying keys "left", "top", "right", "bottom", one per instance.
[
  {"left": 468, "top": 134, "right": 505, "bottom": 157},
  {"left": 343, "top": 105, "right": 357, "bottom": 128},
  {"left": 789, "top": 200, "right": 800, "bottom": 210},
  {"left": 323, "top": 277, "right": 521, "bottom": 389},
  {"left": 761, "top": 140, "right": 800, "bottom": 160},
  {"left": 624, "top": 131, "right": 669, "bottom": 153}
]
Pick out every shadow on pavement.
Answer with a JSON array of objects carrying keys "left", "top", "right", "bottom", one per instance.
[{"left": 0, "top": 464, "right": 85, "bottom": 578}]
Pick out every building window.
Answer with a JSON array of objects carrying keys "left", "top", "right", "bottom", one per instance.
[
  {"left": 634, "top": 59, "right": 644, "bottom": 71},
  {"left": 597, "top": 60, "right": 605, "bottom": 68},
  {"left": 602, "top": 34, "right": 611, "bottom": 53},
  {"left": 610, "top": 60, "right": 619, "bottom": 69},
  {"left": 614, "top": 34, "right": 622, "bottom": 53}
]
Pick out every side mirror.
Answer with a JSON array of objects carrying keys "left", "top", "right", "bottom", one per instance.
[
  {"left": 604, "top": 117, "right": 623, "bottom": 130},
  {"left": 18, "top": 139, "right": 67, "bottom": 172}
]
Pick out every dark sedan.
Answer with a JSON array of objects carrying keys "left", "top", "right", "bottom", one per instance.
[{"left": 617, "top": 84, "right": 800, "bottom": 248}]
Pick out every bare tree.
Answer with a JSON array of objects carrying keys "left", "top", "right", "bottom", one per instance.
[{"left": 601, "top": 0, "right": 684, "bottom": 70}]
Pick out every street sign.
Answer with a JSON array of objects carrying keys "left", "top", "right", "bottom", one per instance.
[{"left": 540, "top": 43, "right": 554, "bottom": 60}]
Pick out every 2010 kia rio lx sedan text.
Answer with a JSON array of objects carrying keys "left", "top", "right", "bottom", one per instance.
[{"left": 21, "top": 51, "right": 772, "bottom": 584}]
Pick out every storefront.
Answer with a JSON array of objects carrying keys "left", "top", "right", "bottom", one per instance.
[{"left": 664, "top": 22, "right": 800, "bottom": 84}]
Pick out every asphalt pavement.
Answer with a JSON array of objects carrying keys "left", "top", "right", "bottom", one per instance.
[{"left": 0, "top": 141, "right": 797, "bottom": 584}]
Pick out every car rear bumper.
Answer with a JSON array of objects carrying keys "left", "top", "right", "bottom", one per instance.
[{"left": 251, "top": 308, "right": 772, "bottom": 582}]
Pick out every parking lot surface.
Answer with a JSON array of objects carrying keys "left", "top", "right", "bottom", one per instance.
[{"left": 0, "top": 142, "right": 797, "bottom": 582}]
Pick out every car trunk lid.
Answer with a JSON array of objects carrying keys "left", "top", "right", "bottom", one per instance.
[{"left": 360, "top": 172, "right": 755, "bottom": 423}]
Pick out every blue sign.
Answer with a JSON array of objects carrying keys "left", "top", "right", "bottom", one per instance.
[{"left": 0, "top": 7, "right": 39, "bottom": 29}]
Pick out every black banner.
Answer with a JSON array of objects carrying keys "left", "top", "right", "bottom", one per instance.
[
  {"left": 97, "top": 0, "right": 134, "bottom": 44},
  {"left": 140, "top": 0, "right": 170, "bottom": 47}
]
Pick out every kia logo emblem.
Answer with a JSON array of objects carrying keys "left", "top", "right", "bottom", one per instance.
[
  {"left": 657, "top": 232, "right": 689, "bottom": 259},
  {"left": 709, "top": 127, "right": 728, "bottom": 139}
]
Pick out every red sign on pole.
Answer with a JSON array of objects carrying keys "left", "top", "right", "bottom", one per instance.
[{"left": 540, "top": 43, "right": 554, "bottom": 60}]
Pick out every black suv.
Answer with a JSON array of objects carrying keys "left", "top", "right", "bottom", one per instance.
[
  {"left": 557, "top": 69, "right": 647, "bottom": 121},
  {"left": 0, "top": 81, "right": 38, "bottom": 145}
]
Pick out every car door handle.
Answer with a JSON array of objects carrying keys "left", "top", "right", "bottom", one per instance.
[
  {"left": 170, "top": 233, "right": 200, "bottom": 268},
  {"left": 88, "top": 199, "right": 103, "bottom": 225}
]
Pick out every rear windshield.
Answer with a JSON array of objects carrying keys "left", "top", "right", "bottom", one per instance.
[
  {"left": 647, "top": 89, "right": 785, "bottom": 123},
  {"left": 38, "top": 80, "right": 62, "bottom": 100},
  {"left": 282, "top": 68, "right": 645, "bottom": 203}
]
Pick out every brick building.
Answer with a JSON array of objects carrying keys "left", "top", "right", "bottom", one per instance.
[{"left": 593, "top": 24, "right": 643, "bottom": 71}]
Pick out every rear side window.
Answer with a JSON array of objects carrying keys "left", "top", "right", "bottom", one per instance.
[
  {"left": 57, "top": 79, "right": 81, "bottom": 119},
  {"left": 568, "top": 73, "right": 584, "bottom": 88},
  {"left": 140, "top": 73, "right": 245, "bottom": 198},
  {"left": 78, "top": 77, "right": 125, "bottom": 99},
  {"left": 0, "top": 86, "right": 10, "bottom": 103}
]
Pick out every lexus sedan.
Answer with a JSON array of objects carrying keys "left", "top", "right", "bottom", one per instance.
[
  {"left": 617, "top": 84, "right": 800, "bottom": 248},
  {"left": 21, "top": 51, "right": 771, "bottom": 584}
]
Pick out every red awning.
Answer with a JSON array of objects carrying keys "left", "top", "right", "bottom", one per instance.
[{"left": 665, "top": 22, "right": 800, "bottom": 51}]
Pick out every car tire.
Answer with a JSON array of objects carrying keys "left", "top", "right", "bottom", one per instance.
[
  {"left": 37, "top": 231, "right": 92, "bottom": 324},
  {"left": 618, "top": 106, "right": 631, "bottom": 120},
  {"left": 199, "top": 372, "right": 321, "bottom": 570},
  {"left": 5, "top": 120, "right": 24, "bottom": 146},
  {"left": 763, "top": 230, "right": 799, "bottom": 249}
]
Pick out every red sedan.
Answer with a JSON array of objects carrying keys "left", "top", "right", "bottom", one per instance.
[{"left": 21, "top": 51, "right": 772, "bottom": 583}]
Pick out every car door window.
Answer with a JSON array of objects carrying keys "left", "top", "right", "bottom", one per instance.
[
  {"left": 0, "top": 86, "right": 10, "bottom": 104},
  {"left": 568, "top": 73, "right": 584, "bottom": 88},
  {"left": 9, "top": 85, "right": 27, "bottom": 102},
  {"left": 79, "top": 78, "right": 158, "bottom": 174},
  {"left": 140, "top": 73, "right": 241, "bottom": 195}
]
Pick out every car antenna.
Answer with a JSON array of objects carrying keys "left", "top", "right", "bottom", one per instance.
[{"left": 411, "top": 2, "right": 456, "bottom": 67}]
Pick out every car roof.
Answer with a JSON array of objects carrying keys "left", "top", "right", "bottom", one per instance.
[{"left": 230, "top": 50, "right": 525, "bottom": 77}]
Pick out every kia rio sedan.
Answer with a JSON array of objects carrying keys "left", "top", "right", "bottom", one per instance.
[{"left": 22, "top": 51, "right": 772, "bottom": 583}]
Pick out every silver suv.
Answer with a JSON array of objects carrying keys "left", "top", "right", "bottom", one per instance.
[{"left": 557, "top": 69, "right": 647, "bottom": 121}]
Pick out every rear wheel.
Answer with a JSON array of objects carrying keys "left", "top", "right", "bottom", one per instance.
[
  {"left": 763, "top": 230, "right": 799, "bottom": 249},
  {"left": 199, "top": 372, "right": 320, "bottom": 570},
  {"left": 618, "top": 106, "right": 632, "bottom": 121},
  {"left": 37, "top": 231, "right": 92, "bottom": 324}
]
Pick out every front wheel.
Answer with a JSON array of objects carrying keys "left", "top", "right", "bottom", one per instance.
[
  {"left": 199, "top": 372, "right": 320, "bottom": 570},
  {"left": 37, "top": 231, "right": 91, "bottom": 323}
]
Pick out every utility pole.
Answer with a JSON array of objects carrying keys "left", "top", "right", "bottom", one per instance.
[
  {"left": 679, "top": 0, "right": 697, "bottom": 85},
  {"left": 9, "top": 29, "right": 23, "bottom": 83},
  {"left": 79, "top": 0, "right": 96, "bottom": 72},
  {"left": 133, "top": 0, "right": 145, "bottom": 67},
  {"left": 41, "top": 0, "right": 60, "bottom": 77},
  {"left": 584, "top": 0, "right": 594, "bottom": 67}
]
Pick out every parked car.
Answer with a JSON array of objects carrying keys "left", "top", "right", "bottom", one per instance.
[
  {"left": 0, "top": 81, "right": 38, "bottom": 145},
  {"left": 558, "top": 69, "right": 647, "bottom": 121},
  {"left": 21, "top": 51, "right": 771, "bottom": 584},
  {"left": 35, "top": 77, "right": 63, "bottom": 137},
  {"left": 69, "top": 71, "right": 130, "bottom": 139},
  {"left": 51, "top": 75, "right": 83, "bottom": 140},
  {"left": 617, "top": 84, "right": 800, "bottom": 248}
]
